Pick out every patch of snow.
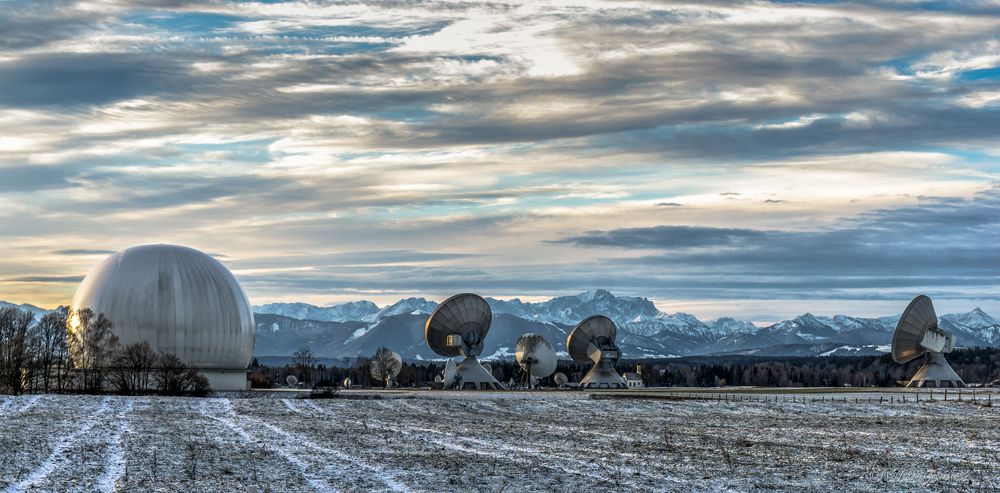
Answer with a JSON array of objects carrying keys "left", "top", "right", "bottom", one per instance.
[
  {"left": 3, "top": 396, "right": 111, "bottom": 492},
  {"left": 95, "top": 399, "right": 134, "bottom": 493}
]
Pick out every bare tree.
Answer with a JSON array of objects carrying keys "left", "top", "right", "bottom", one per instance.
[
  {"left": 109, "top": 341, "right": 158, "bottom": 395},
  {"left": 370, "top": 347, "right": 401, "bottom": 388},
  {"left": 32, "top": 309, "right": 68, "bottom": 393},
  {"left": 0, "top": 307, "right": 35, "bottom": 394},
  {"left": 155, "top": 353, "right": 212, "bottom": 396},
  {"left": 292, "top": 347, "right": 315, "bottom": 385},
  {"left": 67, "top": 308, "right": 120, "bottom": 393}
]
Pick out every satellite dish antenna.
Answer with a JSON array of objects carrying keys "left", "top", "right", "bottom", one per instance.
[
  {"left": 424, "top": 293, "right": 504, "bottom": 390},
  {"left": 370, "top": 350, "right": 403, "bottom": 388},
  {"left": 553, "top": 372, "right": 568, "bottom": 388},
  {"left": 892, "top": 295, "right": 964, "bottom": 388},
  {"left": 515, "top": 333, "right": 556, "bottom": 388},
  {"left": 441, "top": 358, "right": 458, "bottom": 388},
  {"left": 286, "top": 375, "right": 298, "bottom": 387},
  {"left": 341, "top": 377, "right": 352, "bottom": 389},
  {"left": 567, "top": 315, "right": 627, "bottom": 389}
]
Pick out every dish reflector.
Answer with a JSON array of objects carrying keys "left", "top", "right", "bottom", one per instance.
[
  {"left": 515, "top": 333, "right": 557, "bottom": 378},
  {"left": 286, "top": 375, "right": 298, "bottom": 386},
  {"left": 425, "top": 293, "right": 504, "bottom": 390},
  {"left": 425, "top": 293, "right": 492, "bottom": 358},
  {"left": 891, "top": 295, "right": 964, "bottom": 388},
  {"left": 553, "top": 372, "right": 568, "bottom": 386},
  {"left": 442, "top": 358, "right": 457, "bottom": 387},
  {"left": 892, "top": 295, "right": 938, "bottom": 364},
  {"left": 567, "top": 315, "right": 617, "bottom": 364},
  {"left": 370, "top": 350, "right": 403, "bottom": 385},
  {"left": 567, "top": 315, "right": 626, "bottom": 389}
]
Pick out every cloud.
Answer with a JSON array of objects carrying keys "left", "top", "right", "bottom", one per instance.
[
  {"left": 0, "top": 0, "right": 998, "bottom": 316},
  {"left": 559, "top": 187, "right": 1000, "bottom": 293},
  {"left": 0, "top": 3, "right": 106, "bottom": 50},
  {"left": 51, "top": 249, "right": 117, "bottom": 256},
  {"left": 3, "top": 275, "right": 85, "bottom": 283},
  {"left": 0, "top": 53, "right": 200, "bottom": 108},
  {"left": 0, "top": 165, "right": 77, "bottom": 191},
  {"left": 557, "top": 226, "right": 774, "bottom": 249}
]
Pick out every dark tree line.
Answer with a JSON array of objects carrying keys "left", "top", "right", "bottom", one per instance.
[
  {"left": 0, "top": 305, "right": 210, "bottom": 396},
  {"left": 619, "top": 348, "right": 1000, "bottom": 387},
  {"left": 248, "top": 347, "right": 1000, "bottom": 389}
]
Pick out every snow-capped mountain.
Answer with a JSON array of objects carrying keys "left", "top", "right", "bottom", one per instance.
[
  {"left": 5, "top": 292, "right": 1000, "bottom": 360},
  {"left": 248, "top": 291, "right": 1000, "bottom": 359},
  {"left": 0, "top": 301, "right": 52, "bottom": 322},
  {"left": 364, "top": 297, "right": 439, "bottom": 322},
  {"left": 254, "top": 300, "right": 379, "bottom": 322},
  {"left": 940, "top": 308, "right": 1000, "bottom": 346},
  {"left": 485, "top": 289, "right": 661, "bottom": 327}
]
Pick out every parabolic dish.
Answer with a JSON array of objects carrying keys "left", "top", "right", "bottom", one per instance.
[
  {"left": 515, "top": 333, "right": 557, "bottom": 377},
  {"left": 892, "top": 295, "right": 937, "bottom": 364},
  {"left": 371, "top": 350, "right": 403, "bottom": 381},
  {"left": 442, "top": 358, "right": 458, "bottom": 387},
  {"left": 567, "top": 315, "right": 618, "bottom": 364},
  {"left": 286, "top": 375, "right": 298, "bottom": 386},
  {"left": 553, "top": 372, "right": 568, "bottom": 385},
  {"left": 424, "top": 293, "right": 492, "bottom": 357}
]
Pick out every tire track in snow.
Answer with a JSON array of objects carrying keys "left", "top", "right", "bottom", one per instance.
[
  {"left": 95, "top": 398, "right": 135, "bottom": 493},
  {"left": 0, "top": 396, "right": 14, "bottom": 414},
  {"left": 258, "top": 400, "right": 412, "bottom": 493},
  {"left": 3, "top": 396, "right": 112, "bottom": 493},
  {"left": 0, "top": 395, "right": 42, "bottom": 415},
  {"left": 378, "top": 400, "right": 682, "bottom": 489},
  {"left": 282, "top": 398, "right": 302, "bottom": 413},
  {"left": 304, "top": 401, "right": 644, "bottom": 486},
  {"left": 202, "top": 399, "right": 338, "bottom": 493}
]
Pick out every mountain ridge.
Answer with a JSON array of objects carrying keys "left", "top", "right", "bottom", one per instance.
[
  {"left": 246, "top": 291, "right": 1000, "bottom": 360},
  {"left": 5, "top": 291, "right": 999, "bottom": 360}
]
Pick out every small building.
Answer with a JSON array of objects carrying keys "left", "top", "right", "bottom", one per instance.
[{"left": 622, "top": 372, "right": 644, "bottom": 389}]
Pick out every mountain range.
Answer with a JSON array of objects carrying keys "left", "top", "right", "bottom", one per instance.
[
  {"left": 252, "top": 290, "right": 1000, "bottom": 360},
  {"left": 6, "top": 290, "right": 1000, "bottom": 361}
]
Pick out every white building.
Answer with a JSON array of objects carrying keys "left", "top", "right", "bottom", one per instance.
[
  {"left": 72, "top": 244, "right": 255, "bottom": 391},
  {"left": 622, "top": 372, "right": 644, "bottom": 388}
]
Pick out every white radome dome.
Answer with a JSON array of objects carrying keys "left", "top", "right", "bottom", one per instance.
[{"left": 71, "top": 244, "right": 255, "bottom": 370}]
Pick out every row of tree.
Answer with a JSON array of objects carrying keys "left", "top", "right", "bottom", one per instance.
[
  {"left": 624, "top": 348, "right": 1000, "bottom": 387},
  {"left": 0, "top": 306, "right": 210, "bottom": 396},
  {"left": 247, "top": 347, "right": 1000, "bottom": 389}
]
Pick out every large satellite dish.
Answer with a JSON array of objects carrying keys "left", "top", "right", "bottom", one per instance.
[
  {"left": 553, "top": 372, "right": 568, "bottom": 388},
  {"left": 891, "top": 295, "right": 964, "bottom": 388},
  {"left": 370, "top": 350, "right": 403, "bottom": 387},
  {"left": 442, "top": 358, "right": 458, "bottom": 388},
  {"left": 425, "top": 293, "right": 504, "bottom": 390},
  {"left": 567, "top": 315, "right": 627, "bottom": 389},
  {"left": 515, "top": 333, "right": 556, "bottom": 388},
  {"left": 286, "top": 375, "right": 298, "bottom": 387}
]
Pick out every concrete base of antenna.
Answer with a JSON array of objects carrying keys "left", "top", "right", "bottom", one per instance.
[
  {"left": 906, "top": 352, "right": 966, "bottom": 388},
  {"left": 455, "top": 356, "right": 506, "bottom": 390},
  {"left": 580, "top": 360, "right": 627, "bottom": 389}
]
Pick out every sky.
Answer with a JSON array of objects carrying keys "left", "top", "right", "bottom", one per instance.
[{"left": 0, "top": 0, "right": 999, "bottom": 323}]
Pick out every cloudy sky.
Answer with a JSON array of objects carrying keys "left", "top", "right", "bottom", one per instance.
[{"left": 1, "top": 0, "right": 999, "bottom": 322}]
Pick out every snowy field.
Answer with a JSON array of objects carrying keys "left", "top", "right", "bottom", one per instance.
[{"left": 1, "top": 392, "right": 998, "bottom": 492}]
